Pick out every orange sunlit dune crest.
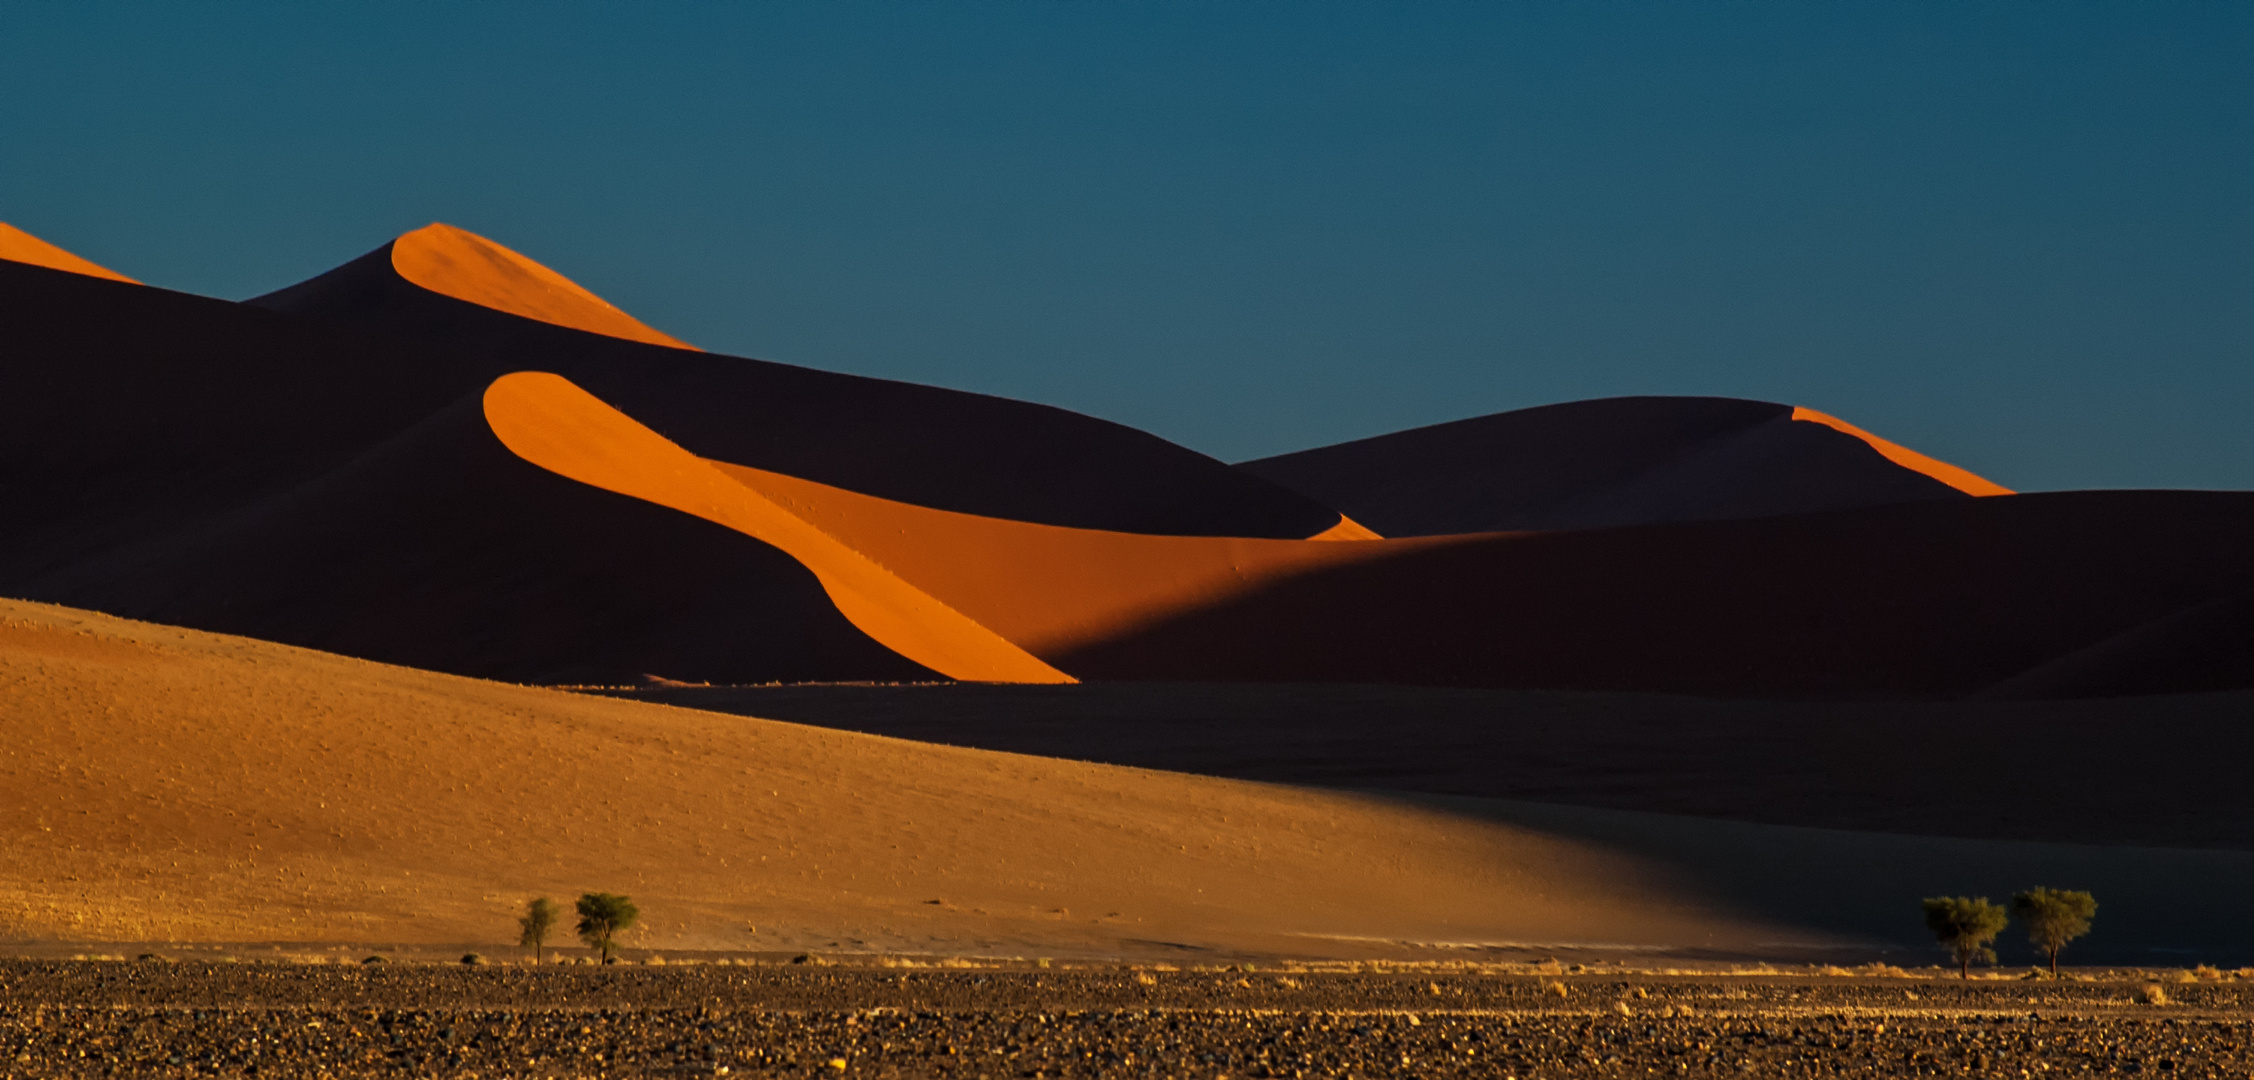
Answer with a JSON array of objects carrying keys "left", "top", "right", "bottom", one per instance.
[
  {"left": 0, "top": 223, "right": 138, "bottom": 284},
  {"left": 1791, "top": 407, "right": 2011, "bottom": 497},
  {"left": 1308, "top": 514, "right": 1382, "bottom": 540},
  {"left": 391, "top": 223, "right": 698, "bottom": 349},
  {"left": 705, "top": 456, "right": 1467, "bottom": 658},
  {"left": 480, "top": 370, "right": 1072, "bottom": 683}
]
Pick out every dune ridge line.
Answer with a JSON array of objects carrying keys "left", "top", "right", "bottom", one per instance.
[
  {"left": 391, "top": 223, "right": 697, "bottom": 349},
  {"left": 1790, "top": 406, "right": 2011, "bottom": 497},
  {"left": 0, "top": 223, "right": 138, "bottom": 284},
  {"left": 480, "top": 371, "right": 1071, "bottom": 683}
]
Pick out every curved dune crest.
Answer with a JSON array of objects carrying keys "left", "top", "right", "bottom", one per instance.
[
  {"left": 1240, "top": 396, "right": 1983, "bottom": 537},
  {"left": 481, "top": 371, "right": 1071, "bottom": 684},
  {"left": 0, "top": 222, "right": 136, "bottom": 283},
  {"left": 1790, "top": 407, "right": 2011, "bottom": 496},
  {"left": 705, "top": 456, "right": 1459, "bottom": 657},
  {"left": 392, "top": 223, "right": 697, "bottom": 349}
]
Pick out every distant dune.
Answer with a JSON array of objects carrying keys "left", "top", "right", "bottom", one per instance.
[
  {"left": 1055, "top": 489, "right": 2254, "bottom": 698},
  {"left": 247, "top": 225, "right": 1345, "bottom": 539},
  {"left": 0, "top": 222, "right": 137, "bottom": 284},
  {"left": 0, "top": 225, "right": 1350, "bottom": 684},
  {"left": 486, "top": 379, "right": 2254, "bottom": 697},
  {"left": 4, "top": 223, "right": 2247, "bottom": 701},
  {"left": 1239, "top": 396, "right": 2007, "bottom": 536}
]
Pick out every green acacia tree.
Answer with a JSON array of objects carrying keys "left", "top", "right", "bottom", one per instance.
[
  {"left": 1924, "top": 896, "right": 2010, "bottom": 979},
  {"left": 2013, "top": 888, "right": 2098, "bottom": 977},
  {"left": 518, "top": 897, "right": 560, "bottom": 964},
  {"left": 575, "top": 892, "right": 640, "bottom": 964}
]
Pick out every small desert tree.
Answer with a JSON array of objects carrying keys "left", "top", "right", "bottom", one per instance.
[
  {"left": 1924, "top": 896, "right": 2010, "bottom": 979},
  {"left": 518, "top": 897, "right": 560, "bottom": 964},
  {"left": 2013, "top": 887, "right": 2098, "bottom": 976},
  {"left": 575, "top": 892, "right": 640, "bottom": 964}
]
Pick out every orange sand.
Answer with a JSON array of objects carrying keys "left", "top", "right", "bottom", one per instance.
[
  {"left": 706, "top": 457, "right": 1465, "bottom": 657},
  {"left": 0, "top": 596, "right": 1780, "bottom": 955},
  {"left": 1791, "top": 407, "right": 2011, "bottom": 496},
  {"left": 485, "top": 371, "right": 1461, "bottom": 667},
  {"left": 481, "top": 372, "right": 1069, "bottom": 684},
  {"left": 390, "top": 224, "right": 697, "bottom": 349},
  {"left": 0, "top": 223, "right": 137, "bottom": 284},
  {"left": 1307, "top": 515, "right": 1382, "bottom": 541}
]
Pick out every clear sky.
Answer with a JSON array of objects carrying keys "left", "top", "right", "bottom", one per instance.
[{"left": 4, "top": 3, "right": 2248, "bottom": 490}]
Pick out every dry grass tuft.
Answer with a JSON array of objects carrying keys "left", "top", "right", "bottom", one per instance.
[{"left": 2138, "top": 983, "right": 2170, "bottom": 1006}]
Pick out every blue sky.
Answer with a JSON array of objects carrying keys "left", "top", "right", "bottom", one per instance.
[{"left": 4, "top": 3, "right": 2248, "bottom": 489}]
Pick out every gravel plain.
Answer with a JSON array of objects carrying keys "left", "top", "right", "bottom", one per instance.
[{"left": 4, "top": 959, "right": 2253, "bottom": 1078}]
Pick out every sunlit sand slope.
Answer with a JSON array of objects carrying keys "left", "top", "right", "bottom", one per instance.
[
  {"left": 706, "top": 455, "right": 1425, "bottom": 656},
  {"left": 247, "top": 227, "right": 1348, "bottom": 538},
  {"left": 387, "top": 223, "right": 696, "bottom": 349},
  {"left": 0, "top": 598, "right": 1783, "bottom": 957},
  {"left": 1240, "top": 396, "right": 2005, "bottom": 536},
  {"left": 0, "top": 223, "right": 136, "bottom": 283}
]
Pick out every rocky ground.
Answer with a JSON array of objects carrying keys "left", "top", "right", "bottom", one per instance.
[{"left": 3, "top": 959, "right": 2252, "bottom": 1077}]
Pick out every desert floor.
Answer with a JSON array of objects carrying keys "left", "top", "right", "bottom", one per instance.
[{"left": 4, "top": 959, "right": 2253, "bottom": 1078}]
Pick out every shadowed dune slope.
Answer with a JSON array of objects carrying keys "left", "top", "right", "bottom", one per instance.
[
  {"left": 26, "top": 390, "right": 931, "bottom": 686},
  {"left": 1054, "top": 490, "right": 2254, "bottom": 699},
  {"left": 248, "top": 226, "right": 1346, "bottom": 538},
  {"left": 0, "top": 223, "right": 136, "bottom": 283},
  {"left": 0, "top": 597, "right": 1785, "bottom": 957},
  {"left": 1239, "top": 396, "right": 2007, "bottom": 536},
  {"left": 617, "top": 681, "right": 2254, "bottom": 850},
  {"left": 0, "top": 261, "right": 933, "bottom": 683}
]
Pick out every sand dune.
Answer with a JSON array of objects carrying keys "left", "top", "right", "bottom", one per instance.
[
  {"left": 0, "top": 222, "right": 137, "bottom": 284},
  {"left": 387, "top": 223, "right": 697, "bottom": 349},
  {"left": 479, "top": 374, "right": 2254, "bottom": 697},
  {"left": 0, "top": 597, "right": 1782, "bottom": 958},
  {"left": 483, "top": 372, "right": 1070, "bottom": 683},
  {"left": 11, "top": 598, "right": 2254, "bottom": 964},
  {"left": 488, "top": 371, "right": 1435, "bottom": 664},
  {"left": 0, "top": 233, "right": 1347, "bottom": 682},
  {"left": 1789, "top": 407, "right": 2011, "bottom": 497},
  {"left": 1240, "top": 396, "right": 2007, "bottom": 536},
  {"left": 1055, "top": 489, "right": 2254, "bottom": 698},
  {"left": 248, "top": 225, "right": 1346, "bottom": 538}
]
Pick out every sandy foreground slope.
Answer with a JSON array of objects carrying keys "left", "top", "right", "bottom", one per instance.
[
  {"left": 10, "top": 598, "right": 2254, "bottom": 964},
  {"left": 0, "top": 597, "right": 1785, "bottom": 959}
]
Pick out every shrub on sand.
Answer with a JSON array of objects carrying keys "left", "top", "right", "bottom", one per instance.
[
  {"left": 575, "top": 892, "right": 640, "bottom": 964},
  {"left": 1923, "top": 897, "right": 2009, "bottom": 980},
  {"left": 518, "top": 897, "right": 560, "bottom": 964},
  {"left": 2011, "top": 888, "right": 2097, "bottom": 977}
]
